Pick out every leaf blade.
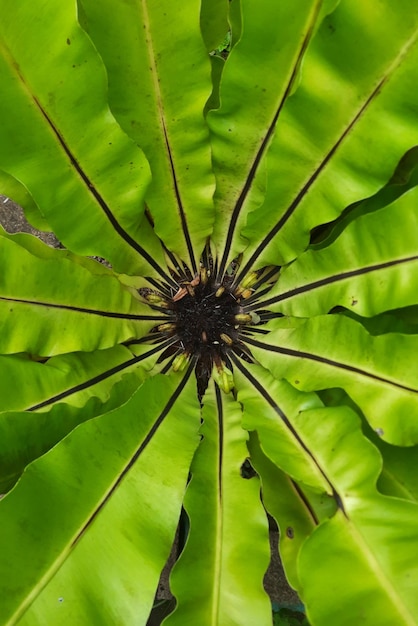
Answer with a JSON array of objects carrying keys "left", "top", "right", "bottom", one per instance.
[
  {"left": 262, "top": 189, "right": 418, "bottom": 318},
  {"left": 0, "top": 0, "right": 171, "bottom": 278},
  {"left": 165, "top": 384, "right": 271, "bottom": 626},
  {"left": 0, "top": 233, "right": 166, "bottom": 356},
  {"left": 240, "top": 0, "right": 418, "bottom": 271},
  {"left": 208, "top": 0, "right": 325, "bottom": 274},
  {"left": 79, "top": 0, "right": 216, "bottom": 270},
  {"left": 247, "top": 315, "right": 418, "bottom": 444},
  {"left": 293, "top": 405, "right": 418, "bottom": 625},
  {"left": 0, "top": 371, "right": 200, "bottom": 625}
]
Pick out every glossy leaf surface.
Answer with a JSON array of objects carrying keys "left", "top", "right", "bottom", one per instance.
[
  {"left": 0, "top": 0, "right": 168, "bottom": 277},
  {"left": 295, "top": 406, "right": 418, "bottom": 625},
  {"left": 79, "top": 0, "right": 215, "bottom": 271},
  {"left": 239, "top": 0, "right": 418, "bottom": 273},
  {"left": 247, "top": 315, "right": 418, "bottom": 445},
  {"left": 208, "top": 0, "right": 324, "bottom": 273},
  {"left": 262, "top": 189, "right": 418, "bottom": 318},
  {"left": 0, "top": 1, "right": 417, "bottom": 625},
  {"left": 0, "top": 372, "right": 200, "bottom": 625},
  {"left": 166, "top": 385, "right": 271, "bottom": 626},
  {"left": 0, "top": 231, "right": 162, "bottom": 355}
]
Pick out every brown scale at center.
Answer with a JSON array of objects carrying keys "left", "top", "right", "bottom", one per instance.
[
  {"left": 141, "top": 259, "right": 272, "bottom": 400},
  {"left": 172, "top": 280, "right": 239, "bottom": 357}
]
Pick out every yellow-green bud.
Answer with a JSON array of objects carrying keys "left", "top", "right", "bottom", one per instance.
[
  {"left": 158, "top": 323, "right": 176, "bottom": 333},
  {"left": 213, "top": 363, "right": 234, "bottom": 393},
  {"left": 145, "top": 293, "right": 164, "bottom": 304},
  {"left": 241, "top": 271, "right": 258, "bottom": 289},
  {"left": 234, "top": 313, "right": 252, "bottom": 325},
  {"left": 220, "top": 333, "right": 233, "bottom": 346},
  {"left": 172, "top": 353, "right": 189, "bottom": 372}
]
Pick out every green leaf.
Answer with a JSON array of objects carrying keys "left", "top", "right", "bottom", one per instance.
[
  {"left": 247, "top": 315, "right": 418, "bottom": 445},
  {"left": 0, "top": 227, "right": 108, "bottom": 272},
  {"left": 165, "top": 384, "right": 271, "bottom": 626},
  {"left": 0, "top": 170, "right": 49, "bottom": 231},
  {"left": 377, "top": 444, "right": 418, "bottom": 502},
  {"left": 361, "top": 422, "right": 418, "bottom": 502},
  {"left": 205, "top": 55, "right": 225, "bottom": 115},
  {"left": 309, "top": 145, "right": 418, "bottom": 249},
  {"left": 301, "top": 508, "right": 418, "bottom": 626},
  {"left": 317, "top": 386, "right": 418, "bottom": 505},
  {"left": 249, "top": 433, "right": 317, "bottom": 590},
  {"left": 0, "top": 233, "right": 164, "bottom": 356},
  {"left": 0, "top": 369, "right": 148, "bottom": 493},
  {"left": 0, "top": 342, "right": 162, "bottom": 413},
  {"left": 262, "top": 189, "right": 418, "bottom": 318},
  {"left": 0, "top": 0, "right": 170, "bottom": 278},
  {"left": 229, "top": 0, "right": 242, "bottom": 48},
  {"left": 208, "top": 0, "right": 325, "bottom": 275},
  {"left": 0, "top": 1, "right": 417, "bottom": 624},
  {"left": 293, "top": 405, "right": 418, "bottom": 625},
  {"left": 240, "top": 0, "right": 418, "bottom": 273},
  {"left": 200, "top": 0, "right": 230, "bottom": 53},
  {"left": 233, "top": 361, "right": 330, "bottom": 493},
  {"left": 0, "top": 371, "right": 201, "bottom": 625},
  {"left": 78, "top": 0, "right": 215, "bottom": 271}
]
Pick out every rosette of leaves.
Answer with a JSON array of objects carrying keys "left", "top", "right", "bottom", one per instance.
[{"left": 0, "top": 1, "right": 418, "bottom": 624}]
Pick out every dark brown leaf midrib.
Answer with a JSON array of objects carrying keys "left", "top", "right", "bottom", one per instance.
[
  {"left": 235, "top": 76, "right": 389, "bottom": 284},
  {"left": 142, "top": 0, "right": 197, "bottom": 275},
  {"left": 235, "top": 29, "right": 418, "bottom": 283},
  {"left": 28, "top": 338, "right": 175, "bottom": 411},
  {"left": 244, "top": 336, "right": 418, "bottom": 394},
  {"left": 217, "top": 3, "right": 321, "bottom": 281},
  {"left": 32, "top": 93, "right": 176, "bottom": 286},
  {"left": 256, "top": 255, "right": 418, "bottom": 309},
  {"left": 231, "top": 355, "right": 346, "bottom": 516},
  {"left": 0, "top": 35, "right": 176, "bottom": 288},
  {"left": 161, "top": 121, "right": 198, "bottom": 275},
  {"left": 2, "top": 295, "right": 171, "bottom": 320},
  {"left": 70, "top": 361, "right": 194, "bottom": 546},
  {"left": 215, "top": 383, "right": 224, "bottom": 501}
]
